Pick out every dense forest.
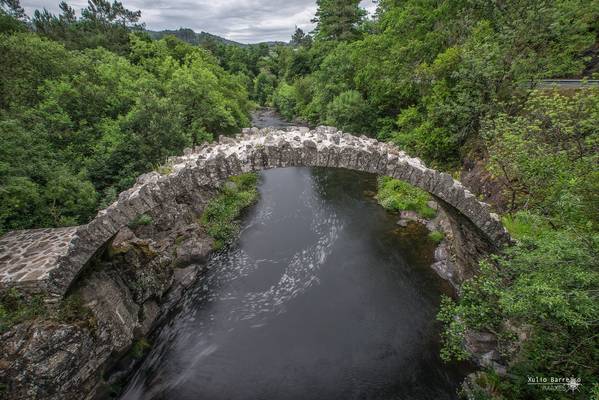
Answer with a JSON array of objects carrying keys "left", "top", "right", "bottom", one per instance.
[
  {"left": 0, "top": 0, "right": 252, "bottom": 234},
  {"left": 1, "top": 0, "right": 599, "bottom": 398}
]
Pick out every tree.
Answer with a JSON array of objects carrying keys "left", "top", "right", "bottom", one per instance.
[
  {"left": 0, "top": 0, "right": 26, "bottom": 20},
  {"left": 311, "top": 0, "right": 365, "bottom": 42},
  {"left": 0, "top": 0, "right": 27, "bottom": 32},
  {"left": 290, "top": 26, "right": 311, "bottom": 47},
  {"left": 80, "top": 0, "right": 141, "bottom": 28},
  {"left": 32, "top": 0, "right": 143, "bottom": 53},
  {"left": 484, "top": 88, "right": 599, "bottom": 225},
  {"left": 0, "top": 31, "right": 251, "bottom": 233},
  {"left": 58, "top": 1, "right": 76, "bottom": 23},
  {"left": 254, "top": 70, "right": 277, "bottom": 105},
  {"left": 325, "top": 90, "right": 373, "bottom": 134}
]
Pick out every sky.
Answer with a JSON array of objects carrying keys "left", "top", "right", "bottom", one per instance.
[{"left": 21, "top": 0, "right": 377, "bottom": 43}]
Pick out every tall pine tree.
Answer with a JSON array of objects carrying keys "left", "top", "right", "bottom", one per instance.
[{"left": 311, "top": 0, "right": 365, "bottom": 41}]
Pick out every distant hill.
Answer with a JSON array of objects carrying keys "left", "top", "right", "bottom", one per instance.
[
  {"left": 146, "top": 28, "right": 287, "bottom": 47},
  {"left": 146, "top": 28, "right": 244, "bottom": 46}
]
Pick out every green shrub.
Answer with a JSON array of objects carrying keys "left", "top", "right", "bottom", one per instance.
[
  {"left": 0, "top": 32, "right": 252, "bottom": 234},
  {"left": 501, "top": 211, "right": 551, "bottom": 241},
  {"left": 201, "top": 173, "right": 258, "bottom": 249},
  {"left": 439, "top": 227, "right": 599, "bottom": 398},
  {"left": 273, "top": 83, "right": 298, "bottom": 121},
  {"left": 253, "top": 70, "right": 277, "bottom": 105},
  {"left": 484, "top": 88, "right": 599, "bottom": 225},
  {"left": 376, "top": 176, "right": 436, "bottom": 219}
]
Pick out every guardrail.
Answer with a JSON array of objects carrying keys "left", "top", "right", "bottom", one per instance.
[{"left": 537, "top": 79, "right": 599, "bottom": 88}]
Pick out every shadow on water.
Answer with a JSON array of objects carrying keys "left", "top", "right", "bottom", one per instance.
[{"left": 118, "top": 165, "right": 469, "bottom": 400}]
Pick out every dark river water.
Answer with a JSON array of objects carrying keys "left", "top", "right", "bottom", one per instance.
[{"left": 119, "top": 112, "right": 467, "bottom": 400}]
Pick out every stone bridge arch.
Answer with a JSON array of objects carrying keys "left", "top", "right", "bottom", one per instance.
[{"left": 2, "top": 126, "right": 511, "bottom": 298}]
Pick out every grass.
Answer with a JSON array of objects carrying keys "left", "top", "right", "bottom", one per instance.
[
  {"left": 201, "top": 173, "right": 259, "bottom": 250},
  {"left": 376, "top": 176, "right": 436, "bottom": 219},
  {"left": 155, "top": 164, "right": 173, "bottom": 175},
  {"left": 0, "top": 288, "right": 45, "bottom": 334}
]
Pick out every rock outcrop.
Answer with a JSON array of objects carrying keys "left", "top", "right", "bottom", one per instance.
[{"left": 0, "top": 196, "right": 215, "bottom": 400}]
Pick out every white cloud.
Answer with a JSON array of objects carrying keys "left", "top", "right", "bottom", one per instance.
[{"left": 21, "top": 0, "right": 377, "bottom": 43}]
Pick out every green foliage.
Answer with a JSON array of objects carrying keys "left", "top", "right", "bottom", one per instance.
[
  {"left": 31, "top": 0, "right": 143, "bottom": 54},
  {"left": 154, "top": 164, "right": 173, "bottom": 176},
  {"left": 325, "top": 90, "right": 372, "bottom": 134},
  {"left": 437, "top": 80, "right": 599, "bottom": 399},
  {"left": 201, "top": 173, "right": 259, "bottom": 250},
  {"left": 485, "top": 88, "right": 599, "bottom": 227},
  {"left": 0, "top": 5, "right": 26, "bottom": 34},
  {"left": 0, "top": 289, "right": 45, "bottom": 333},
  {"left": 254, "top": 70, "right": 277, "bottom": 105},
  {"left": 291, "top": 27, "right": 312, "bottom": 48},
  {"left": 376, "top": 177, "right": 436, "bottom": 219},
  {"left": 439, "top": 220, "right": 599, "bottom": 398},
  {"left": 501, "top": 212, "right": 551, "bottom": 242},
  {"left": 273, "top": 83, "right": 299, "bottom": 121},
  {"left": 312, "top": 0, "right": 366, "bottom": 42},
  {"left": 428, "top": 230, "right": 445, "bottom": 244},
  {"left": 128, "top": 214, "right": 153, "bottom": 229},
  {"left": 438, "top": 87, "right": 599, "bottom": 397},
  {"left": 0, "top": 28, "right": 251, "bottom": 234},
  {"left": 264, "top": 0, "right": 598, "bottom": 167}
]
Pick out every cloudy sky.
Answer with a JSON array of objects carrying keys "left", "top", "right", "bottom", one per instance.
[{"left": 21, "top": 0, "right": 377, "bottom": 43}]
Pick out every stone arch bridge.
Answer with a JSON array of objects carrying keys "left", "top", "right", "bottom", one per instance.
[{"left": 0, "top": 126, "right": 510, "bottom": 299}]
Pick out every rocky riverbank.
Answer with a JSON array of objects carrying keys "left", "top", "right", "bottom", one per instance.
[{"left": 1, "top": 183, "right": 224, "bottom": 399}]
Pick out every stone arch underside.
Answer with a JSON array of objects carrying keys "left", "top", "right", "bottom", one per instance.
[{"left": 43, "top": 126, "right": 510, "bottom": 297}]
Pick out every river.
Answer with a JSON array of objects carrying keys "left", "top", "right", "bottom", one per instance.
[{"left": 118, "top": 111, "right": 467, "bottom": 400}]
